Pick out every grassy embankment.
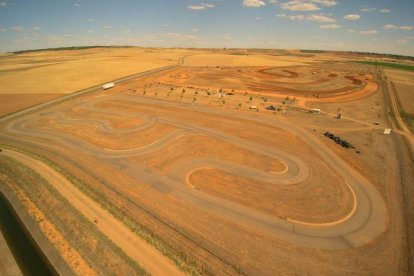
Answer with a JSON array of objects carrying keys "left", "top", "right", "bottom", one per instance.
[
  {"left": 0, "top": 145, "right": 203, "bottom": 275},
  {"left": 0, "top": 154, "right": 147, "bottom": 275}
]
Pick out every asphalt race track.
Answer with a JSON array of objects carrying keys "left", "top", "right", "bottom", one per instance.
[{"left": 0, "top": 89, "right": 388, "bottom": 250}]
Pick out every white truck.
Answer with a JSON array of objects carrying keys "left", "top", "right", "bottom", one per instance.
[{"left": 102, "top": 82, "right": 115, "bottom": 90}]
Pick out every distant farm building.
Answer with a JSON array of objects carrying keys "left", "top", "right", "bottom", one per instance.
[
  {"left": 311, "top": 108, "right": 321, "bottom": 114},
  {"left": 383, "top": 128, "right": 392, "bottom": 135},
  {"left": 103, "top": 82, "right": 115, "bottom": 90}
]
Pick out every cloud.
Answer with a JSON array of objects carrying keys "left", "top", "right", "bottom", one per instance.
[
  {"left": 280, "top": 1, "right": 319, "bottom": 11},
  {"left": 33, "top": 26, "right": 40, "bottom": 31},
  {"left": 88, "top": 18, "right": 95, "bottom": 22},
  {"left": 268, "top": 0, "right": 278, "bottom": 3},
  {"left": 320, "top": 24, "right": 341, "bottom": 29},
  {"left": 276, "top": 13, "right": 305, "bottom": 21},
  {"left": 256, "top": 16, "right": 262, "bottom": 21},
  {"left": 103, "top": 25, "right": 111, "bottom": 29},
  {"left": 307, "top": 14, "right": 335, "bottom": 22},
  {"left": 344, "top": 14, "right": 360, "bottom": 21},
  {"left": 311, "top": 0, "right": 337, "bottom": 7},
  {"left": 277, "top": 13, "right": 334, "bottom": 22},
  {"left": 192, "top": 28, "right": 199, "bottom": 32},
  {"left": 360, "top": 30, "right": 378, "bottom": 35},
  {"left": 187, "top": 3, "right": 214, "bottom": 10},
  {"left": 74, "top": 3, "right": 80, "bottom": 7},
  {"left": 383, "top": 24, "right": 398, "bottom": 30},
  {"left": 280, "top": 0, "right": 337, "bottom": 11},
  {"left": 243, "top": 0, "right": 266, "bottom": 7},
  {"left": 384, "top": 24, "right": 413, "bottom": 30},
  {"left": 380, "top": 9, "right": 390, "bottom": 13},
  {"left": 347, "top": 29, "right": 355, "bottom": 33},
  {"left": 0, "top": 27, "right": 5, "bottom": 32},
  {"left": 0, "top": 2, "right": 7, "bottom": 7},
  {"left": 361, "top": 7, "right": 375, "bottom": 12}
]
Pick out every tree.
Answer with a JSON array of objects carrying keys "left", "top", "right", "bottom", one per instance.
[{"left": 249, "top": 96, "right": 253, "bottom": 101}]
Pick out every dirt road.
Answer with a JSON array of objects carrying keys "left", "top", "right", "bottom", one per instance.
[{"left": 1, "top": 149, "right": 184, "bottom": 276}]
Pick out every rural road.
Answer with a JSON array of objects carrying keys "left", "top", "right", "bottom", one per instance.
[
  {"left": 1, "top": 148, "right": 184, "bottom": 276},
  {"left": 3, "top": 92, "right": 388, "bottom": 250},
  {"left": 0, "top": 62, "right": 181, "bottom": 124}
]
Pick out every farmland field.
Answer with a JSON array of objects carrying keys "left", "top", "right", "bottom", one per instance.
[{"left": 0, "top": 47, "right": 413, "bottom": 275}]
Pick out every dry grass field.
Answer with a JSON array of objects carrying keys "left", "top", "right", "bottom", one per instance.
[
  {"left": 182, "top": 52, "right": 312, "bottom": 67},
  {"left": 0, "top": 94, "right": 62, "bottom": 116},
  {"left": 0, "top": 47, "right": 202, "bottom": 116},
  {"left": 0, "top": 47, "right": 413, "bottom": 275},
  {"left": 0, "top": 47, "right": 199, "bottom": 95},
  {"left": 385, "top": 69, "right": 414, "bottom": 113},
  {"left": 393, "top": 82, "right": 414, "bottom": 114}
]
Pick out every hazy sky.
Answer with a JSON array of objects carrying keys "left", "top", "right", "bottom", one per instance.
[{"left": 0, "top": 0, "right": 413, "bottom": 55}]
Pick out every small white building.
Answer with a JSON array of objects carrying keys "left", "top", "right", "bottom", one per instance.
[
  {"left": 102, "top": 82, "right": 115, "bottom": 90},
  {"left": 383, "top": 128, "right": 392, "bottom": 135},
  {"left": 250, "top": 106, "right": 257, "bottom": 110}
]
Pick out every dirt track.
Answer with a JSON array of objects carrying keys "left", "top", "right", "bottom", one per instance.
[
  {"left": 2, "top": 92, "right": 388, "bottom": 250},
  {"left": 157, "top": 66, "right": 378, "bottom": 102},
  {"left": 1, "top": 148, "right": 184, "bottom": 276}
]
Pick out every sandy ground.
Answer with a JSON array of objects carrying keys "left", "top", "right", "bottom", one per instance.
[{"left": 0, "top": 94, "right": 62, "bottom": 116}]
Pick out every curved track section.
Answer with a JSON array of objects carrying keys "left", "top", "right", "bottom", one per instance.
[{"left": 2, "top": 94, "right": 388, "bottom": 250}]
